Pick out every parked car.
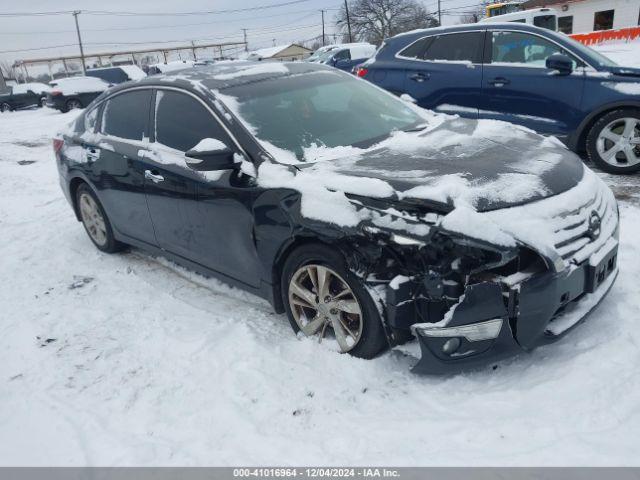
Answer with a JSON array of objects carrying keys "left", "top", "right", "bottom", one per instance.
[
  {"left": 46, "top": 76, "right": 110, "bottom": 112},
  {"left": 55, "top": 62, "right": 619, "bottom": 374},
  {"left": 308, "top": 43, "right": 377, "bottom": 72},
  {"left": 0, "top": 82, "right": 51, "bottom": 112},
  {"left": 147, "top": 61, "right": 195, "bottom": 75},
  {"left": 357, "top": 23, "right": 640, "bottom": 174},
  {"left": 86, "top": 65, "right": 146, "bottom": 84}
]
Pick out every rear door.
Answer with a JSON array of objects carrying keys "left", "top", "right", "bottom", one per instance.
[
  {"left": 401, "top": 31, "right": 485, "bottom": 118},
  {"left": 479, "top": 29, "right": 586, "bottom": 136},
  {"left": 93, "top": 89, "right": 157, "bottom": 245}
]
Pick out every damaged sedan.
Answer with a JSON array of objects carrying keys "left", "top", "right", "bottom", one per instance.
[{"left": 54, "top": 62, "right": 620, "bottom": 373}]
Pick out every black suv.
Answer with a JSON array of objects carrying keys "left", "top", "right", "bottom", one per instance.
[
  {"left": 0, "top": 82, "right": 50, "bottom": 112},
  {"left": 54, "top": 63, "right": 619, "bottom": 373}
]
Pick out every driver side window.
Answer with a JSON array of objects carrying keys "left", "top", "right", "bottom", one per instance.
[
  {"left": 154, "top": 90, "right": 230, "bottom": 152},
  {"left": 490, "top": 31, "right": 578, "bottom": 68},
  {"left": 333, "top": 49, "right": 351, "bottom": 61}
]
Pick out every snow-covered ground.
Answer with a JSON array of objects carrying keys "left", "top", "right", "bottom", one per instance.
[{"left": 1, "top": 42, "right": 640, "bottom": 465}]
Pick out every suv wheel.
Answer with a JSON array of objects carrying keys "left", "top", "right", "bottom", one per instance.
[
  {"left": 76, "top": 184, "right": 124, "bottom": 253},
  {"left": 586, "top": 109, "right": 640, "bottom": 174},
  {"left": 66, "top": 99, "right": 83, "bottom": 111},
  {"left": 281, "top": 244, "right": 388, "bottom": 359},
  {"left": 0, "top": 102, "right": 11, "bottom": 112}
]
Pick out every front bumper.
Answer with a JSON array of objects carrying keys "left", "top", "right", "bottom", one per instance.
[{"left": 391, "top": 241, "right": 619, "bottom": 374}]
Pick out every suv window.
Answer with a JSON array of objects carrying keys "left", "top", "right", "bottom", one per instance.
[
  {"left": 489, "top": 31, "right": 577, "bottom": 68},
  {"left": 101, "top": 90, "right": 151, "bottom": 141},
  {"left": 333, "top": 49, "right": 351, "bottom": 61},
  {"left": 422, "top": 32, "right": 483, "bottom": 63},
  {"left": 154, "top": 90, "right": 228, "bottom": 152},
  {"left": 84, "top": 107, "right": 99, "bottom": 132},
  {"left": 399, "top": 37, "right": 433, "bottom": 59}
]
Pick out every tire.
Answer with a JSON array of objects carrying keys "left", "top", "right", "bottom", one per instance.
[
  {"left": 281, "top": 244, "right": 388, "bottom": 359},
  {"left": 76, "top": 184, "right": 125, "bottom": 253},
  {"left": 586, "top": 109, "right": 640, "bottom": 174},
  {"left": 66, "top": 99, "right": 83, "bottom": 111},
  {"left": 0, "top": 102, "right": 11, "bottom": 113}
]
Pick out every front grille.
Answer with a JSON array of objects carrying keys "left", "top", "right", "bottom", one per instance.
[{"left": 550, "top": 182, "right": 617, "bottom": 266}]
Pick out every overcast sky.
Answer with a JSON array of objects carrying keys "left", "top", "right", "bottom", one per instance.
[{"left": 0, "top": 0, "right": 469, "bottom": 66}]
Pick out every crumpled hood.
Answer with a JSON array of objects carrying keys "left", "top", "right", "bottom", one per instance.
[{"left": 300, "top": 117, "right": 585, "bottom": 213}]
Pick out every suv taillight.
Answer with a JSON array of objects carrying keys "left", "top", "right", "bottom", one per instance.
[
  {"left": 50, "top": 90, "right": 62, "bottom": 96},
  {"left": 53, "top": 138, "right": 64, "bottom": 154},
  {"left": 356, "top": 67, "right": 368, "bottom": 78}
]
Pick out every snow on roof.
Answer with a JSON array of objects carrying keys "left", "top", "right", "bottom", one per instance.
[
  {"left": 247, "top": 44, "right": 308, "bottom": 59},
  {"left": 50, "top": 76, "right": 110, "bottom": 95},
  {"left": 117, "top": 65, "right": 147, "bottom": 80}
]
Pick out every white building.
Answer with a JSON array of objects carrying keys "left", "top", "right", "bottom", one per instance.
[{"left": 523, "top": 0, "right": 640, "bottom": 33}]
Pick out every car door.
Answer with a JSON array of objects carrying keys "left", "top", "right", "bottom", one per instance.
[
  {"left": 479, "top": 29, "right": 586, "bottom": 137},
  {"left": 91, "top": 88, "right": 158, "bottom": 246},
  {"left": 144, "top": 88, "right": 262, "bottom": 287},
  {"left": 401, "top": 31, "right": 485, "bottom": 118}
]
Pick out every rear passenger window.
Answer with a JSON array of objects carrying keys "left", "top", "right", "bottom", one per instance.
[
  {"left": 154, "top": 90, "right": 228, "bottom": 152},
  {"left": 101, "top": 90, "right": 151, "bottom": 140},
  {"left": 422, "top": 32, "right": 484, "bottom": 63},
  {"left": 399, "top": 37, "right": 433, "bottom": 59},
  {"left": 84, "top": 107, "right": 99, "bottom": 132}
]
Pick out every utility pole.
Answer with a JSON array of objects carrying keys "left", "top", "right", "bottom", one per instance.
[
  {"left": 191, "top": 41, "right": 197, "bottom": 60},
  {"left": 344, "top": 0, "right": 352, "bottom": 42},
  {"left": 72, "top": 11, "right": 86, "bottom": 75},
  {"left": 321, "top": 10, "right": 326, "bottom": 46},
  {"left": 437, "top": 0, "right": 442, "bottom": 25},
  {"left": 242, "top": 29, "right": 248, "bottom": 52}
]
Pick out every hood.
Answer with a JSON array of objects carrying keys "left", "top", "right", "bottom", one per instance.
[
  {"left": 299, "top": 117, "right": 585, "bottom": 213},
  {"left": 602, "top": 65, "right": 640, "bottom": 78}
]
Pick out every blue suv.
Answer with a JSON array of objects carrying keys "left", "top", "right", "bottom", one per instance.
[{"left": 359, "top": 24, "right": 640, "bottom": 174}]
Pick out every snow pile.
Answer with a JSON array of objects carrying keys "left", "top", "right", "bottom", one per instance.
[
  {"left": 190, "top": 138, "right": 228, "bottom": 153},
  {"left": 50, "top": 77, "right": 110, "bottom": 95}
]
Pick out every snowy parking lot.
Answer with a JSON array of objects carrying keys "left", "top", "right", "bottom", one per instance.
[{"left": 2, "top": 68, "right": 640, "bottom": 465}]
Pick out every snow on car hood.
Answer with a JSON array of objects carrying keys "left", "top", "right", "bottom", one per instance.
[
  {"left": 257, "top": 116, "right": 593, "bottom": 251},
  {"left": 292, "top": 117, "right": 585, "bottom": 213}
]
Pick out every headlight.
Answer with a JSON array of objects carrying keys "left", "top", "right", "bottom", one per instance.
[{"left": 412, "top": 318, "right": 503, "bottom": 342}]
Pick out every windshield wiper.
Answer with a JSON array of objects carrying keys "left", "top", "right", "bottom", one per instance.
[{"left": 403, "top": 123, "right": 429, "bottom": 132}]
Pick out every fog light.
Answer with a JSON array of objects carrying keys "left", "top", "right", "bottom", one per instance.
[{"left": 442, "top": 338, "right": 461, "bottom": 355}]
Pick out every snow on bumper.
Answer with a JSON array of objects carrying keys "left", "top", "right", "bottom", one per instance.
[{"left": 398, "top": 241, "right": 619, "bottom": 374}]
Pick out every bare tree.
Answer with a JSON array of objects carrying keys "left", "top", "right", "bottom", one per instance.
[
  {"left": 0, "top": 59, "right": 14, "bottom": 80},
  {"left": 459, "top": 12, "right": 480, "bottom": 24},
  {"left": 336, "top": 0, "right": 439, "bottom": 45}
]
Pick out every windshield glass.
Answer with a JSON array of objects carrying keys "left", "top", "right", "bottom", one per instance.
[
  {"left": 221, "top": 71, "right": 422, "bottom": 162},
  {"left": 307, "top": 48, "right": 335, "bottom": 61}
]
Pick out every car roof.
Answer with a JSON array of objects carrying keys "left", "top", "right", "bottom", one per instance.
[
  {"left": 389, "top": 22, "right": 557, "bottom": 41},
  {"left": 107, "top": 61, "right": 333, "bottom": 95}
]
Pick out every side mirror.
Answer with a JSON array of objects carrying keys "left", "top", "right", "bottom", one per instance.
[
  {"left": 546, "top": 54, "right": 573, "bottom": 75},
  {"left": 185, "top": 139, "right": 237, "bottom": 171}
]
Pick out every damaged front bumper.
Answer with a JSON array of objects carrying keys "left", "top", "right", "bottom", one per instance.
[{"left": 389, "top": 240, "right": 619, "bottom": 375}]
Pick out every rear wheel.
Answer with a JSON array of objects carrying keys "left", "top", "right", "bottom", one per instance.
[
  {"left": 76, "top": 184, "right": 124, "bottom": 253},
  {"left": 586, "top": 109, "right": 640, "bottom": 174},
  {"left": 0, "top": 102, "right": 11, "bottom": 112},
  {"left": 66, "top": 99, "right": 82, "bottom": 111},
  {"left": 281, "top": 244, "right": 388, "bottom": 359}
]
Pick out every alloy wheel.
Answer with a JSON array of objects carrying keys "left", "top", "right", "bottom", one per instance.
[
  {"left": 79, "top": 192, "right": 107, "bottom": 247},
  {"left": 0, "top": 103, "right": 10, "bottom": 112},
  {"left": 288, "top": 264, "right": 363, "bottom": 353},
  {"left": 596, "top": 117, "right": 640, "bottom": 168},
  {"left": 67, "top": 100, "right": 82, "bottom": 110}
]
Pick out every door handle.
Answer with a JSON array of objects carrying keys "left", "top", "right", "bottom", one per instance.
[
  {"left": 489, "top": 77, "right": 510, "bottom": 87},
  {"left": 409, "top": 72, "right": 430, "bottom": 82},
  {"left": 144, "top": 170, "right": 164, "bottom": 183}
]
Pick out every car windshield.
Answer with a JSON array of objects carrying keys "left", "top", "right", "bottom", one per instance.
[
  {"left": 307, "top": 49, "right": 333, "bottom": 61},
  {"left": 221, "top": 71, "right": 423, "bottom": 162}
]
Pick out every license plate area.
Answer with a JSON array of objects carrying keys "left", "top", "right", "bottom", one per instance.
[{"left": 586, "top": 245, "right": 618, "bottom": 293}]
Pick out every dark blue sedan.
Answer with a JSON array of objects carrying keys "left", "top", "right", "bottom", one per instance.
[{"left": 358, "top": 23, "right": 640, "bottom": 174}]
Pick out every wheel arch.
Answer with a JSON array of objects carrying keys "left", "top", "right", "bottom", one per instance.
[{"left": 570, "top": 101, "right": 640, "bottom": 152}]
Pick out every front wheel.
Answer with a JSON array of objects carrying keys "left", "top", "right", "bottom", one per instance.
[
  {"left": 0, "top": 102, "right": 11, "bottom": 113},
  {"left": 586, "top": 109, "right": 640, "bottom": 174},
  {"left": 66, "top": 99, "right": 83, "bottom": 111},
  {"left": 281, "top": 244, "right": 388, "bottom": 359}
]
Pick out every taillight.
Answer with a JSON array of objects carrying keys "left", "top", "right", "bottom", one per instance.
[
  {"left": 53, "top": 138, "right": 64, "bottom": 154},
  {"left": 356, "top": 67, "right": 368, "bottom": 78},
  {"left": 50, "top": 90, "right": 62, "bottom": 96}
]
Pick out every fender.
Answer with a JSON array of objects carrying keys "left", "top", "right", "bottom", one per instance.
[{"left": 568, "top": 99, "right": 640, "bottom": 151}]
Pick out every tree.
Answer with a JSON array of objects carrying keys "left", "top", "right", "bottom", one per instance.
[
  {"left": 0, "top": 59, "right": 14, "bottom": 80},
  {"left": 336, "top": 0, "right": 439, "bottom": 45},
  {"left": 459, "top": 12, "right": 480, "bottom": 24}
]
